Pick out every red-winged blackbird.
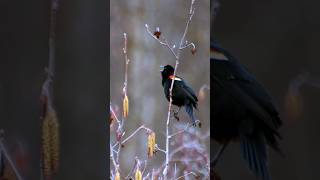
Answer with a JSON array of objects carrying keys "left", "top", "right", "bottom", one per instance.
[
  {"left": 211, "top": 41, "right": 282, "bottom": 180},
  {"left": 160, "top": 65, "right": 198, "bottom": 126}
]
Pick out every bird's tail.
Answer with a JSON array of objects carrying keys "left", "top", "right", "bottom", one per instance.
[
  {"left": 185, "top": 104, "right": 197, "bottom": 126},
  {"left": 240, "top": 134, "right": 271, "bottom": 180}
]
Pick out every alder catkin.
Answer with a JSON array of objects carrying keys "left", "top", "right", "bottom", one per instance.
[
  {"left": 123, "top": 95, "right": 129, "bottom": 118},
  {"left": 42, "top": 110, "right": 59, "bottom": 179},
  {"left": 147, "top": 132, "right": 156, "bottom": 158},
  {"left": 115, "top": 170, "right": 121, "bottom": 180},
  {"left": 135, "top": 167, "right": 142, "bottom": 180}
]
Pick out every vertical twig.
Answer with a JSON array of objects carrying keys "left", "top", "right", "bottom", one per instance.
[
  {"left": 145, "top": 0, "right": 197, "bottom": 178},
  {"left": 40, "top": 1, "right": 59, "bottom": 179},
  {"left": 45, "top": 0, "right": 59, "bottom": 111},
  {"left": 123, "top": 33, "right": 130, "bottom": 98},
  {"left": 110, "top": 33, "right": 134, "bottom": 179}
]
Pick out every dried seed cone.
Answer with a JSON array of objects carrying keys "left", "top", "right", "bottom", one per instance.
[
  {"left": 123, "top": 95, "right": 129, "bottom": 118},
  {"left": 115, "top": 171, "right": 121, "bottom": 180},
  {"left": 42, "top": 110, "right": 59, "bottom": 179},
  {"left": 147, "top": 132, "right": 156, "bottom": 158},
  {"left": 135, "top": 167, "right": 142, "bottom": 180}
]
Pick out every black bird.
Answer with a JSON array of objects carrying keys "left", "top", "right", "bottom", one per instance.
[
  {"left": 160, "top": 65, "right": 198, "bottom": 126},
  {"left": 0, "top": 150, "right": 4, "bottom": 178},
  {"left": 211, "top": 41, "right": 282, "bottom": 180}
]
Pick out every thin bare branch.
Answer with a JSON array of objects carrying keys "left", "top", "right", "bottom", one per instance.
[
  {"left": 121, "top": 125, "right": 152, "bottom": 145},
  {"left": 174, "top": 171, "right": 197, "bottom": 180},
  {"left": 141, "top": 160, "right": 148, "bottom": 175},
  {"left": 179, "top": 42, "right": 195, "bottom": 50},
  {"left": 168, "top": 123, "right": 191, "bottom": 139},
  {"left": 0, "top": 137, "right": 24, "bottom": 180},
  {"left": 158, "top": 0, "right": 197, "bottom": 178},
  {"left": 155, "top": 144, "right": 166, "bottom": 154},
  {"left": 123, "top": 33, "right": 130, "bottom": 96},
  {"left": 110, "top": 143, "right": 118, "bottom": 170},
  {"left": 145, "top": 24, "right": 178, "bottom": 59},
  {"left": 125, "top": 157, "right": 139, "bottom": 179},
  {"left": 110, "top": 104, "right": 121, "bottom": 125}
]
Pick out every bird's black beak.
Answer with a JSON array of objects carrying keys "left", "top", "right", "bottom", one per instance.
[{"left": 160, "top": 65, "right": 164, "bottom": 72}]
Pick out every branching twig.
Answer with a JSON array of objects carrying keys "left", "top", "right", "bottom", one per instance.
[
  {"left": 145, "top": 0, "right": 197, "bottom": 178},
  {"left": 125, "top": 157, "right": 139, "bottom": 179},
  {"left": 120, "top": 125, "right": 152, "bottom": 145},
  {"left": 168, "top": 122, "right": 199, "bottom": 139},
  {"left": 112, "top": 125, "right": 153, "bottom": 151},
  {"left": 110, "top": 143, "right": 118, "bottom": 170},
  {"left": 110, "top": 104, "right": 121, "bottom": 125},
  {"left": 155, "top": 144, "right": 166, "bottom": 154},
  {"left": 174, "top": 171, "right": 197, "bottom": 180},
  {"left": 145, "top": 25, "right": 178, "bottom": 59}
]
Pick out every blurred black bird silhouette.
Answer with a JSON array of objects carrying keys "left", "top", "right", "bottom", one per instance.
[
  {"left": 0, "top": 149, "right": 4, "bottom": 178},
  {"left": 160, "top": 65, "right": 199, "bottom": 126},
  {"left": 211, "top": 41, "right": 282, "bottom": 180}
]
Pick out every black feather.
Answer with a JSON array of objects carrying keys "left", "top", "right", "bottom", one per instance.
[
  {"left": 240, "top": 134, "right": 270, "bottom": 180},
  {"left": 161, "top": 65, "right": 199, "bottom": 125},
  {"left": 211, "top": 41, "right": 282, "bottom": 179}
]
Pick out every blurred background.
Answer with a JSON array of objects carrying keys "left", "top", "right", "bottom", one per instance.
[
  {"left": 1, "top": 0, "right": 108, "bottom": 179},
  {"left": 110, "top": 0, "right": 210, "bottom": 177},
  {"left": 213, "top": 0, "right": 320, "bottom": 180}
]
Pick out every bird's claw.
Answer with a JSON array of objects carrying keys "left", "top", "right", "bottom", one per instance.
[
  {"left": 171, "top": 109, "right": 180, "bottom": 121},
  {"left": 173, "top": 112, "right": 180, "bottom": 121},
  {"left": 193, "top": 120, "right": 201, "bottom": 128}
]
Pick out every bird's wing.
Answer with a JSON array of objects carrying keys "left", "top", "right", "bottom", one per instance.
[
  {"left": 211, "top": 58, "right": 281, "bottom": 134},
  {"left": 173, "top": 79, "right": 198, "bottom": 104},
  {"left": 181, "top": 79, "right": 198, "bottom": 102}
]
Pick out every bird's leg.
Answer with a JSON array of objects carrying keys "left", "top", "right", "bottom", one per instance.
[
  {"left": 211, "top": 142, "right": 229, "bottom": 168},
  {"left": 173, "top": 107, "right": 181, "bottom": 121}
]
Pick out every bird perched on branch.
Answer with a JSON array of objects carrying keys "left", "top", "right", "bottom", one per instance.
[
  {"left": 160, "top": 65, "right": 199, "bottom": 126},
  {"left": 211, "top": 41, "right": 282, "bottom": 180}
]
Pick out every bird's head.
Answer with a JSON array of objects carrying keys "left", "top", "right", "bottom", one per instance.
[{"left": 160, "top": 65, "right": 174, "bottom": 79}]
